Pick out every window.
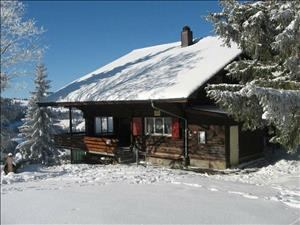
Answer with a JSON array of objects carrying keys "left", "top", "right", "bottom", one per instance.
[
  {"left": 198, "top": 131, "right": 206, "bottom": 144},
  {"left": 95, "top": 117, "right": 113, "bottom": 134},
  {"left": 145, "top": 117, "right": 172, "bottom": 136}
]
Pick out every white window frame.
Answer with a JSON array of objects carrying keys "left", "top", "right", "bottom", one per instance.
[
  {"left": 95, "top": 116, "right": 114, "bottom": 135},
  {"left": 144, "top": 117, "right": 172, "bottom": 137}
]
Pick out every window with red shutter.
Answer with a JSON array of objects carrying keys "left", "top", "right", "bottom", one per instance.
[
  {"left": 132, "top": 117, "right": 142, "bottom": 136},
  {"left": 144, "top": 117, "right": 172, "bottom": 136}
]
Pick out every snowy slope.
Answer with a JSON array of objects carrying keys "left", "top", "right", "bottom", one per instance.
[
  {"left": 1, "top": 160, "right": 299, "bottom": 224},
  {"left": 44, "top": 36, "right": 241, "bottom": 103}
]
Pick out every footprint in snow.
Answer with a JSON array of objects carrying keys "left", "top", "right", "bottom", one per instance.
[
  {"left": 228, "top": 191, "right": 258, "bottom": 199},
  {"left": 209, "top": 188, "right": 219, "bottom": 192},
  {"left": 182, "top": 182, "right": 202, "bottom": 188},
  {"left": 171, "top": 181, "right": 202, "bottom": 188}
]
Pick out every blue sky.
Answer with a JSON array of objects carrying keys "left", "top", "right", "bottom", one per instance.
[{"left": 4, "top": 1, "right": 221, "bottom": 98}]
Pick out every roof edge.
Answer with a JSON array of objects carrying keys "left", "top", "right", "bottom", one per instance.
[{"left": 38, "top": 98, "right": 188, "bottom": 107}]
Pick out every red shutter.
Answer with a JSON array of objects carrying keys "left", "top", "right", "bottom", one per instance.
[
  {"left": 172, "top": 118, "right": 180, "bottom": 139},
  {"left": 132, "top": 117, "right": 142, "bottom": 136}
]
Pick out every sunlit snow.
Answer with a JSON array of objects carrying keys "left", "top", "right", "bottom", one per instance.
[
  {"left": 44, "top": 36, "right": 241, "bottom": 103},
  {"left": 1, "top": 160, "right": 299, "bottom": 224}
]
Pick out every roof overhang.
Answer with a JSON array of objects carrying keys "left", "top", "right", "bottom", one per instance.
[
  {"left": 186, "top": 105, "right": 229, "bottom": 118},
  {"left": 38, "top": 98, "right": 188, "bottom": 107}
]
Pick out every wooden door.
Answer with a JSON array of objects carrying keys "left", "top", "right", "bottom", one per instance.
[
  {"left": 230, "top": 126, "right": 239, "bottom": 167},
  {"left": 118, "top": 118, "right": 131, "bottom": 147}
]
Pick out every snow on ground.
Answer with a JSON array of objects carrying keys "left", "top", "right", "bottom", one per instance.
[
  {"left": 211, "top": 159, "right": 300, "bottom": 209},
  {"left": 1, "top": 159, "right": 299, "bottom": 224}
]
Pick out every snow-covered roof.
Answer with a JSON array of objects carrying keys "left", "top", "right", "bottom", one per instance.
[{"left": 44, "top": 36, "right": 241, "bottom": 103}]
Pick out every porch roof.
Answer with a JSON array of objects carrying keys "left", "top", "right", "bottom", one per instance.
[{"left": 41, "top": 36, "right": 241, "bottom": 105}]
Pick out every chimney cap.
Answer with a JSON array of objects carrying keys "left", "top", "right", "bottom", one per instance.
[{"left": 182, "top": 25, "right": 191, "bottom": 31}]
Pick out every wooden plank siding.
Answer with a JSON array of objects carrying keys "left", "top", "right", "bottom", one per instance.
[
  {"left": 186, "top": 111, "right": 228, "bottom": 169},
  {"left": 84, "top": 136, "right": 118, "bottom": 155},
  {"left": 188, "top": 124, "right": 226, "bottom": 161},
  {"left": 144, "top": 136, "right": 183, "bottom": 160}
]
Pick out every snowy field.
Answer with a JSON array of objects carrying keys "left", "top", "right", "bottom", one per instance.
[{"left": 1, "top": 159, "right": 300, "bottom": 224}]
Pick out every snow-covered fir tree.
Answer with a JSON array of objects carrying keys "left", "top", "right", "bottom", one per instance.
[
  {"left": 206, "top": 0, "right": 300, "bottom": 152},
  {"left": 18, "top": 64, "right": 58, "bottom": 164}
]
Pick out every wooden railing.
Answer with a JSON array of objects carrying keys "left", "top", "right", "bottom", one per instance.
[
  {"left": 53, "top": 133, "right": 118, "bottom": 156},
  {"left": 54, "top": 133, "right": 86, "bottom": 150},
  {"left": 84, "top": 136, "right": 118, "bottom": 156}
]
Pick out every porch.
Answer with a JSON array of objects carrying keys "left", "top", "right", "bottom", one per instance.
[
  {"left": 52, "top": 104, "right": 185, "bottom": 164},
  {"left": 53, "top": 132, "right": 136, "bottom": 163}
]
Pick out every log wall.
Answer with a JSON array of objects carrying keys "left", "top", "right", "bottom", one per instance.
[
  {"left": 188, "top": 124, "right": 226, "bottom": 161},
  {"left": 145, "top": 136, "right": 183, "bottom": 159}
]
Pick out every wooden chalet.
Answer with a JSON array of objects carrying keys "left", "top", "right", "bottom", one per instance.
[{"left": 39, "top": 26, "right": 264, "bottom": 169}]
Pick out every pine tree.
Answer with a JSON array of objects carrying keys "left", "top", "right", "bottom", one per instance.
[
  {"left": 206, "top": 0, "right": 300, "bottom": 153},
  {"left": 17, "top": 64, "right": 58, "bottom": 164}
]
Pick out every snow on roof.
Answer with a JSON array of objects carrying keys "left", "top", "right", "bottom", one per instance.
[{"left": 44, "top": 36, "right": 241, "bottom": 103}]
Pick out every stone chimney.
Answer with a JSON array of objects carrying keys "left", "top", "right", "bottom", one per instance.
[{"left": 181, "top": 26, "right": 193, "bottom": 47}]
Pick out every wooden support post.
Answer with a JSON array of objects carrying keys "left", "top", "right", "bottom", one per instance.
[
  {"left": 69, "top": 106, "right": 73, "bottom": 135},
  {"left": 69, "top": 106, "right": 73, "bottom": 163}
]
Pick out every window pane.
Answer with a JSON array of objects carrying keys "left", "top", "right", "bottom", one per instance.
[
  {"left": 95, "top": 117, "right": 102, "bottom": 134},
  {"left": 145, "top": 118, "right": 154, "bottom": 134},
  {"left": 101, "top": 117, "right": 108, "bottom": 132},
  {"left": 164, "top": 118, "right": 172, "bottom": 135},
  {"left": 155, "top": 118, "right": 163, "bottom": 134},
  {"left": 108, "top": 117, "right": 113, "bottom": 133},
  {"left": 198, "top": 131, "right": 206, "bottom": 144}
]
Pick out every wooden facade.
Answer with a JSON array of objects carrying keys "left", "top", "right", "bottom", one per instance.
[
  {"left": 43, "top": 68, "right": 265, "bottom": 169},
  {"left": 50, "top": 99, "right": 264, "bottom": 169}
]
